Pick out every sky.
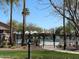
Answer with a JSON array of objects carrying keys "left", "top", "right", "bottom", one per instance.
[{"left": 0, "top": 0, "right": 63, "bottom": 29}]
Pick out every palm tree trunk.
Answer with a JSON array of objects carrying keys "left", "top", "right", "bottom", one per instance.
[
  {"left": 21, "top": 0, "right": 26, "bottom": 46},
  {"left": 10, "top": 0, "right": 13, "bottom": 46},
  {"left": 22, "top": 14, "right": 25, "bottom": 46}
]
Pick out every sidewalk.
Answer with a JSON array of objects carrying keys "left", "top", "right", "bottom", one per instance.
[
  {"left": 0, "top": 58, "right": 11, "bottom": 59},
  {"left": 42, "top": 45, "right": 79, "bottom": 54}
]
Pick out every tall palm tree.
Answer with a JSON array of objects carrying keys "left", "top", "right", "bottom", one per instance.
[
  {"left": 9, "top": 0, "right": 19, "bottom": 46},
  {"left": 21, "top": 0, "right": 29, "bottom": 46},
  {"left": 0, "top": 0, "right": 19, "bottom": 46}
]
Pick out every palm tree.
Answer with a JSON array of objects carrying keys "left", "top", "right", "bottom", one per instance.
[
  {"left": 0, "top": 0, "right": 19, "bottom": 46},
  {"left": 21, "top": 0, "right": 29, "bottom": 46},
  {"left": 9, "top": 0, "right": 19, "bottom": 46},
  {"left": 0, "top": 0, "right": 29, "bottom": 46}
]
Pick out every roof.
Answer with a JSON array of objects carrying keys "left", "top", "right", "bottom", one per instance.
[
  {"left": 0, "top": 22, "right": 10, "bottom": 30},
  {"left": 0, "top": 22, "right": 16, "bottom": 31}
]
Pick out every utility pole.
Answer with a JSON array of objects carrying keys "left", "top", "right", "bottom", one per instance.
[
  {"left": 22, "top": 0, "right": 27, "bottom": 46},
  {"left": 63, "top": 0, "right": 66, "bottom": 50}
]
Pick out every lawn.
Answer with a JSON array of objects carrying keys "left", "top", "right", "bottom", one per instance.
[
  {"left": 0, "top": 50, "right": 79, "bottom": 59},
  {"left": 31, "top": 50, "right": 79, "bottom": 59},
  {"left": 0, "top": 51, "right": 27, "bottom": 59}
]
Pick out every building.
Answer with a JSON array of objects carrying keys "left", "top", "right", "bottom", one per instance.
[{"left": 0, "top": 22, "right": 16, "bottom": 47}]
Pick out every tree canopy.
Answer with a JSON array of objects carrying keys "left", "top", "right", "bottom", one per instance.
[
  {"left": 7, "top": 20, "right": 43, "bottom": 32},
  {"left": 37, "top": 0, "right": 79, "bottom": 32},
  {"left": 48, "top": 0, "right": 79, "bottom": 32}
]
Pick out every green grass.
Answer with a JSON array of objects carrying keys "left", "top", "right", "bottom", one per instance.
[
  {"left": 31, "top": 50, "right": 79, "bottom": 59},
  {"left": 0, "top": 50, "right": 79, "bottom": 59},
  {"left": 0, "top": 51, "right": 27, "bottom": 59}
]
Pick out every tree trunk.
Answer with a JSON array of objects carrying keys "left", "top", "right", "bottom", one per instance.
[
  {"left": 10, "top": 0, "right": 13, "bottom": 46},
  {"left": 75, "top": 31, "right": 78, "bottom": 49},
  {"left": 43, "top": 35, "right": 45, "bottom": 48},
  {"left": 21, "top": 0, "right": 26, "bottom": 46},
  {"left": 53, "top": 34, "right": 56, "bottom": 48},
  {"left": 63, "top": 0, "right": 66, "bottom": 50},
  {"left": 21, "top": 14, "right": 25, "bottom": 46}
]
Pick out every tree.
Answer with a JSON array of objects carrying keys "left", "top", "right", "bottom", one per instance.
[
  {"left": 14, "top": 23, "right": 43, "bottom": 32},
  {"left": 66, "top": 21, "right": 75, "bottom": 33},
  {"left": 9, "top": 0, "right": 19, "bottom": 46},
  {"left": 21, "top": 0, "right": 30, "bottom": 46},
  {"left": 48, "top": 0, "right": 79, "bottom": 32},
  {"left": 26, "top": 24, "right": 43, "bottom": 32},
  {"left": 38, "top": 0, "right": 79, "bottom": 49},
  {"left": 7, "top": 20, "right": 18, "bottom": 31},
  {"left": 55, "top": 26, "right": 63, "bottom": 35},
  {"left": 17, "top": 23, "right": 23, "bottom": 32},
  {"left": 0, "top": 0, "right": 19, "bottom": 45},
  {"left": 38, "top": 0, "right": 79, "bottom": 32},
  {"left": 54, "top": 21, "right": 75, "bottom": 35}
]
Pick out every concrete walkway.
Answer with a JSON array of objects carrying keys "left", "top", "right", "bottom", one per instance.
[{"left": 42, "top": 45, "right": 79, "bottom": 54}]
